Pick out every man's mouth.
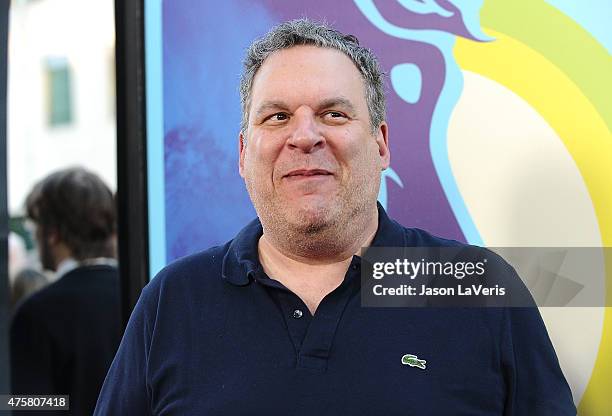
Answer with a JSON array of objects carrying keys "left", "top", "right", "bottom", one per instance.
[{"left": 284, "top": 169, "right": 333, "bottom": 178}]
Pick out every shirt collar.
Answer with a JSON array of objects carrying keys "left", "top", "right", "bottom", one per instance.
[
  {"left": 55, "top": 257, "right": 80, "bottom": 280},
  {"left": 54, "top": 257, "right": 118, "bottom": 281},
  {"left": 221, "top": 202, "right": 406, "bottom": 286}
]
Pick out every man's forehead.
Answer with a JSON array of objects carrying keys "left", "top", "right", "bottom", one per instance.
[
  {"left": 249, "top": 45, "right": 366, "bottom": 108},
  {"left": 253, "top": 46, "right": 361, "bottom": 85}
]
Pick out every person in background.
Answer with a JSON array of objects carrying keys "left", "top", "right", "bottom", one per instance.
[
  {"left": 10, "top": 167, "right": 122, "bottom": 416},
  {"left": 10, "top": 268, "right": 48, "bottom": 310},
  {"left": 8, "top": 231, "right": 48, "bottom": 309},
  {"left": 8, "top": 232, "right": 28, "bottom": 285}
]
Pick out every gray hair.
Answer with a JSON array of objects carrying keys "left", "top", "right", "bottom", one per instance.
[{"left": 239, "top": 18, "right": 386, "bottom": 135}]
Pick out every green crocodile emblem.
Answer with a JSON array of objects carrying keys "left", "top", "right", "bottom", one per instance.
[{"left": 401, "top": 354, "right": 427, "bottom": 370}]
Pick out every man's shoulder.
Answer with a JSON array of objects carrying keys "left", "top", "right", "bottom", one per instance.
[
  {"left": 402, "top": 224, "right": 465, "bottom": 248},
  {"left": 12, "top": 265, "right": 121, "bottom": 324},
  {"left": 146, "top": 241, "right": 232, "bottom": 292},
  {"left": 12, "top": 268, "right": 83, "bottom": 315},
  {"left": 11, "top": 274, "right": 71, "bottom": 331},
  {"left": 60, "top": 264, "right": 119, "bottom": 286},
  {"left": 131, "top": 242, "right": 235, "bottom": 324},
  {"left": 402, "top": 225, "right": 513, "bottom": 268},
  {"left": 44, "top": 265, "right": 118, "bottom": 295}
]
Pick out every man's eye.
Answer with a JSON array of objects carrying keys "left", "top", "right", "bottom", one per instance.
[
  {"left": 323, "top": 111, "right": 347, "bottom": 121},
  {"left": 267, "top": 113, "right": 289, "bottom": 122}
]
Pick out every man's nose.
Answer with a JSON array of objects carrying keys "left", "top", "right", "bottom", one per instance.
[{"left": 286, "top": 111, "right": 325, "bottom": 153}]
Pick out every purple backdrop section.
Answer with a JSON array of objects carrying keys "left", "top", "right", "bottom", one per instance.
[{"left": 163, "top": 0, "right": 275, "bottom": 260}]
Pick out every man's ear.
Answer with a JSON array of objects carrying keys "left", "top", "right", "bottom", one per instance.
[
  {"left": 376, "top": 121, "right": 390, "bottom": 170},
  {"left": 44, "top": 227, "right": 58, "bottom": 246},
  {"left": 238, "top": 131, "right": 246, "bottom": 178}
]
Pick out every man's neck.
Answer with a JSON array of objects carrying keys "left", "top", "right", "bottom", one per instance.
[
  {"left": 257, "top": 206, "right": 379, "bottom": 314},
  {"left": 53, "top": 257, "right": 78, "bottom": 282},
  {"left": 51, "top": 246, "right": 72, "bottom": 272}
]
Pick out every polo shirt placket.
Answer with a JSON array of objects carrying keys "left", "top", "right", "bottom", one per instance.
[{"left": 251, "top": 256, "right": 362, "bottom": 373}]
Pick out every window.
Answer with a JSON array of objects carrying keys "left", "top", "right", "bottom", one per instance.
[{"left": 45, "top": 57, "right": 73, "bottom": 126}]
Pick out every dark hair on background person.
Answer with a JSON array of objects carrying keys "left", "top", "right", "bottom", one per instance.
[{"left": 25, "top": 167, "right": 116, "bottom": 261}]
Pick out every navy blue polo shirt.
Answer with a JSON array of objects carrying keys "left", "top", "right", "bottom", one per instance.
[{"left": 95, "top": 205, "right": 575, "bottom": 415}]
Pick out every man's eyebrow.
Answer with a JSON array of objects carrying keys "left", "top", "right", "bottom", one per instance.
[
  {"left": 253, "top": 101, "right": 290, "bottom": 119},
  {"left": 317, "top": 97, "right": 357, "bottom": 114},
  {"left": 252, "top": 97, "right": 357, "bottom": 120}
]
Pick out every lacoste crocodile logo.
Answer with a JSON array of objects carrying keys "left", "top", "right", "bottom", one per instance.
[{"left": 401, "top": 354, "right": 426, "bottom": 370}]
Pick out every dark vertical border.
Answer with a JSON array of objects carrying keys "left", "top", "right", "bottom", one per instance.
[
  {"left": 0, "top": 0, "right": 10, "bottom": 394},
  {"left": 115, "top": 0, "right": 149, "bottom": 325}
]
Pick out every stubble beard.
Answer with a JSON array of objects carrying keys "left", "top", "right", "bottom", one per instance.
[{"left": 245, "top": 169, "right": 379, "bottom": 260}]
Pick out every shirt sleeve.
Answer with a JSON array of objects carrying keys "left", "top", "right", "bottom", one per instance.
[
  {"left": 502, "top": 306, "right": 577, "bottom": 416},
  {"left": 93, "top": 283, "right": 156, "bottom": 415}
]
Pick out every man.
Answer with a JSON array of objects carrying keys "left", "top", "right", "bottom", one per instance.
[
  {"left": 11, "top": 167, "right": 121, "bottom": 415},
  {"left": 95, "top": 20, "right": 575, "bottom": 414}
]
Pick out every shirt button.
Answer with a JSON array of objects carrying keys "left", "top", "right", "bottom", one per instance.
[{"left": 292, "top": 309, "right": 303, "bottom": 319}]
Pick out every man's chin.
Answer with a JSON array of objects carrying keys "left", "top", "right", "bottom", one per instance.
[{"left": 284, "top": 205, "right": 336, "bottom": 234}]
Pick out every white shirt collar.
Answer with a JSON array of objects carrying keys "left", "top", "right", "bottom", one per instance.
[
  {"left": 54, "top": 257, "right": 118, "bottom": 280},
  {"left": 55, "top": 258, "right": 80, "bottom": 280}
]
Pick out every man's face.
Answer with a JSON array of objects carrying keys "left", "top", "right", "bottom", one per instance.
[{"left": 239, "top": 45, "right": 389, "bottom": 234}]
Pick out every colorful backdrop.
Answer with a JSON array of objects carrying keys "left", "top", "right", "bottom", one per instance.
[{"left": 145, "top": 0, "right": 612, "bottom": 413}]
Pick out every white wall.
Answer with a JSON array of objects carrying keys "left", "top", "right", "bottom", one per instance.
[{"left": 7, "top": 0, "right": 116, "bottom": 215}]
